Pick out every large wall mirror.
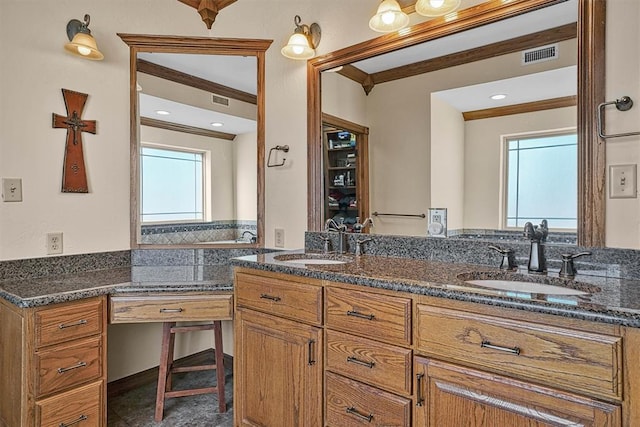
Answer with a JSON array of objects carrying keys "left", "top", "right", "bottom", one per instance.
[
  {"left": 308, "top": 0, "right": 604, "bottom": 247},
  {"left": 119, "top": 35, "right": 272, "bottom": 248}
]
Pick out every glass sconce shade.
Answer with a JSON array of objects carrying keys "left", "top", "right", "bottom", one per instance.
[
  {"left": 65, "top": 32, "right": 104, "bottom": 60},
  {"left": 281, "top": 33, "right": 315, "bottom": 60},
  {"left": 415, "top": 0, "right": 461, "bottom": 17},
  {"left": 369, "top": 0, "right": 409, "bottom": 33}
]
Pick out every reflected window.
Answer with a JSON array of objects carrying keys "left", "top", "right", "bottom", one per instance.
[
  {"left": 141, "top": 146, "right": 204, "bottom": 223},
  {"left": 504, "top": 131, "right": 577, "bottom": 229}
]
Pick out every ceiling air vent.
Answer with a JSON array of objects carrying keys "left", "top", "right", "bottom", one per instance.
[
  {"left": 211, "top": 94, "right": 230, "bottom": 107},
  {"left": 521, "top": 43, "right": 559, "bottom": 65}
]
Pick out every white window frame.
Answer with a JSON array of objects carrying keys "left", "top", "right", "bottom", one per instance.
[
  {"left": 140, "top": 143, "right": 210, "bottom": 225},
  {"left": 499, "top": 127, "right": 577, "bottom": 231}
]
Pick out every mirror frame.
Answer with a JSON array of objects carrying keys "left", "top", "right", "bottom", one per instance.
[
  {"left": 307, "top": 0, "right": 605, "bottom": 247},
  {"left": 119, "top": 34, "right": 272, "bottom": 249}
]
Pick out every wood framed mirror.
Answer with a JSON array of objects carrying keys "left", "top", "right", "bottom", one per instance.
[
  {"left": 307, "top": 0, "right": 605, "bottom": 247},
  {"left": 119, "top": 34, "right": 272, "bottom": 248}
]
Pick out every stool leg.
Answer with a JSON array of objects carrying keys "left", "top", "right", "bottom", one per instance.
[
  {"left": 214, "top": 321, "right": 227, "bottom": 413},
  {"left": 155, "top": 322, "right": 175, "bottom": 422}
]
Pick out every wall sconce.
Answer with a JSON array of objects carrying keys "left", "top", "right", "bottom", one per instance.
[
  {"left": 281, "top": 15, "right": 321, "bottom": 60},
  {"left": 415, "top": 0, "right": 461, "bottom": 17},
  {"left": 64, "top": 14, "right": 104, "bottom": 60},
  {"left": 369, "top": 0, "right": 409, "bottom": 33}
]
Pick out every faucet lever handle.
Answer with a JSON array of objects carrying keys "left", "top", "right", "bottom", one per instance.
[
  {"left": 355, "top": 238, "right": 372, "bottom": 256},
  {"left": 559, "top": 252, "right": 591, "bottom": 278},
  {"left": 562, "top": 251, "right": 592, "bottom": 261},
  {"left": 488, "top": 245, "right": 517, "bottom": 270}
]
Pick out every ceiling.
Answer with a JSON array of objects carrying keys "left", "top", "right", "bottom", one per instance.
[
  {"left": 139, "top": 0, "right": 577, "bottom": 133},
  {"left": 138, "top": 53, "right": 257, "bottom": 136}
]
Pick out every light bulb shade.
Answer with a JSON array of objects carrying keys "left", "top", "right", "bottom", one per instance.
[
  {"left": 281, "top": 33, "right": 315, "bottom": 60},
  {"left": 415, "top": 0, "right": 461, "bottom": 17},
  {"left": 64, "top": 32, "right": 104, "bottom": 60},
  {"left": 369, "top": 0, "right": 409, "bottom": 33}
]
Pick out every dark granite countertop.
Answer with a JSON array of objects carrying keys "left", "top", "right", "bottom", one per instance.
[
  {"left": 231, "top": 250, "right": 640, "bottom": 328},
  {"left": 0, "top": 265, "right": 233, "bottom": 308}
]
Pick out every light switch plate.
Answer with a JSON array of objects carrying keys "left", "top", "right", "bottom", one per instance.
[
  {"left": 609, "top": 164, "right": 637, "bottom": 199},
  {"left": 427, "top": 208, "right": 447, "bottom": 237},
  {"left": 2, "top": 178, "right": 23, "bottom": 202}
]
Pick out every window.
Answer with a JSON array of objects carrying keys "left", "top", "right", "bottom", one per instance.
[
  {"left": 141, "top": 146, "right": 204, "bottom": 223},
  {"left": 504, "top": 131, "right": 577, "bottom": 230}
]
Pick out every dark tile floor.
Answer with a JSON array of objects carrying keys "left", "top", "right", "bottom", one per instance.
[{"left": 108, "top": 363, "right": 233, "bottom": 426}]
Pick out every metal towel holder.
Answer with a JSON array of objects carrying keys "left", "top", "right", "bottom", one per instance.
[
  {"left": 267, "top": 145, "right": 289, "bottom": 167},
  {"left": 597, "top": 96, "right": 640, "bottom": 139}
]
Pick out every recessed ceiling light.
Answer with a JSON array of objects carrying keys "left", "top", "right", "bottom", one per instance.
[
  {"left": 155, "top": 110, "right": 171, "bottom": 115},
  {"left": 490, "top": 94, "right": 507, "bottom": 100},
  {"left": 211, "top": 122, "right": 224, "bottom": 127}
]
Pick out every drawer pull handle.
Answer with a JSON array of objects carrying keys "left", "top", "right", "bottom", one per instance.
[
  {"left": 481, "top": 341, "right": 521, "bottom": 355},
  {"left": 57, "top": 361, "right": 87, "bottom": 374},
  {"left": 59, "top": 414, "right": 87, "bottom": 427},
  {"left": 308, "top": 339, "right": 316, "bottom": 365},
  {"left": 159, "top": 308, "right": 183, "bottom": 313},
  {"left": 59, "top": 319, "right": 87, "bottom": 329},
  {"left": 416, "top": 373, "right": 425, "bottom": 407},
  {"left": 346, "top": 356, "right": 375, "bottom": 369},
  {"left": 260, "top": 294, "right": 282, "bottom": 302},
  {"left": 346, "top": 406, "right": 373, "bottom": 422},
  {"left": 346, "top": 310, "right": 375, "bottom": 320}
]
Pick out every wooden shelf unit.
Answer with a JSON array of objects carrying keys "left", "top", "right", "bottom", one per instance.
[{"left": 322, "top": 114, "right": 369, "bottom": 231}]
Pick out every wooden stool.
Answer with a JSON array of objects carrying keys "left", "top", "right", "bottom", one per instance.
[{"left": 155, "top": 321, "right": 226, "bottom": 421}]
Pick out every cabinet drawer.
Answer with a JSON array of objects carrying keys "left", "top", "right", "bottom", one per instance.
[
  {"left": 109, "top": 293, "right": 233, "bottom": 323},
  {"left": 326, "top": 372, "right": 411, "bottom": 427},
  {"left": 326, "top": 286, "right": 411, "bottom": 346},
  {"left": 236, "top": 272, "right": 322, "bottom": 325},
  {"left": 36, "top": 380, "right": 102, "bottom": 427},
  {"left": 326, "top": 329, "right": 412, "bottom": 395},
  {"left": 36, "top": 298, "right": 103, "bottom": 348},
  {"left": 36, "top": 336, "right": 102, "bottom": 397},
  {"left": 415, "top": 304, "right": 623, "bottom": 401}
]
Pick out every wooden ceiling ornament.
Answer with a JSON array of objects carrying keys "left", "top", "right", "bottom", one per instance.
[{"left": 178, "top": 0, "right": 237, "bottom": 29}]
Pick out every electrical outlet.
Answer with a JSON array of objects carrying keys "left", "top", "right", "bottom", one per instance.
[
  {"left": 47, "top": 232, "right": 63, "bottom": 255},
  {"left": 2, "top": 178, "right": 23, "bottom": 202},
  {"left": 274, "top": 228, "right": 285, "bottom": 248}
]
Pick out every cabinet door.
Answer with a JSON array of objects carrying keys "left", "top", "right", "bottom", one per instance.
[
  {"left": 414, "top": 357, "right": 621, "bottom": 427},
  {"left": 235, "top": 308, "right": 322, "bottom": 427}
]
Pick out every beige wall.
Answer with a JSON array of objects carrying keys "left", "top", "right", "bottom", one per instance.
[
  {"left": 430, "top": 95, "right": 465, "bottom": 232},
  {"left": 234, "top": 131, "right": 258, "bottom": 220},
  {"left": 605, "top": 0, "right": 640, "bottom": 249}
]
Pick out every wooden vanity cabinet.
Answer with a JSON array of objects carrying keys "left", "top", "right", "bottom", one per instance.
[
  {"left": 325, "top": 284, "right": 413, "bottom": 427},
  {"left": 413, "top": 297, "right": 626, "bottom": 426},
  {"left": 233, "top": 269, "right": 640, "bottom": 426},
  {"left": 234, "top": 269, "right": 323, "bottom": 427},
  {"left": 414, "top": 357, "right": 621, "bottom": 427},
  {"left": 0, "top": 296, "right": 107, "bottom": 427}
]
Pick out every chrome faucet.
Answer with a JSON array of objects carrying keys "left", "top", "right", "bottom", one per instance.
[
  {"left": 523, "top": 219, "right": 548, "bottom": 274},
  {"left": 355, "top": 238, "right": 372, "bottom": 257},
  {"left": 559, "top": 252, "right": 592, "bottom": 278},
  {"left": 241, "top": 230, "right": 257, "bottom": 243},
  {"left": 488, "top": 245, "right": 517, "bottom": 270},
  {"left": 353, "top": 217, "right": 374, "bottom": 233},
  {"left": 325, "top": 218, "right": 348, "bottom": 254}
]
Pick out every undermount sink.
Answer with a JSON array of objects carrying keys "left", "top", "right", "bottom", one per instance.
[
  {"left": 457, "top": 271, "right": 600, "bottom": 296},
  {"left": 273, "top": 253, "right": 353, "bottom": 265},
  {"left": 284, "top": 258, "right": 347, "bottom": 265},
  {"left": 464, "top": 279, "right": 589, "bottom": 295}
]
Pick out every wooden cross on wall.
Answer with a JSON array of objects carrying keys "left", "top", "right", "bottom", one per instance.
[{"left": 52, "top": 88, "right": 97, "bottom": 193}]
